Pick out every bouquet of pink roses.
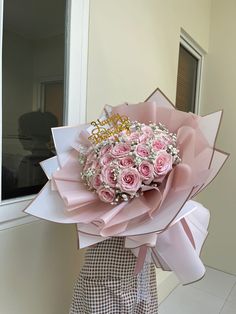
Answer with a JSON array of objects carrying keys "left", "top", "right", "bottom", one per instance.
[
  {"left": 81, "top": 120, "right": 181, "bottom": 204},
  {"left": 25, "top": 88, "right": 228, "bottom": 284}
]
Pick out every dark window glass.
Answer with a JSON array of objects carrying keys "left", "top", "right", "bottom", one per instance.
[
  {"left": 2, "top": 0, "right": 66, "bottom": 200},
  {"left": 176, "top": 44, "right": 198, "bottom": 113}
]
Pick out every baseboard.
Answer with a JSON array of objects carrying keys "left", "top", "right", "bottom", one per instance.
[{"left": 156, "top": 269, "right": 179, "bottom": 303}]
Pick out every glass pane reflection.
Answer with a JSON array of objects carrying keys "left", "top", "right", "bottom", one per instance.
[{"left": 2, "top": 0, "right": 66, "bottom": 200}]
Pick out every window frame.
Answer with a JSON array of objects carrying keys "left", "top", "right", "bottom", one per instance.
[
  {"left": 179, "top": 30, "right": 205, "bottom": 114},
  {"left": 0, "top": 0, "right": 90, "bottom": 230}
]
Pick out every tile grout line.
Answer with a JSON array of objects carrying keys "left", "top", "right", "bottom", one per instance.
[
  {"left": 205, "top": 265, "right": 236, "bottom": 279},
  {"left": 160, "top": 268, "right": 236, "bottom": 313},
  {"left": 190, "top": 285, "right": 226, "bottom": 301},
  {"left": 160, "top": 282, "right": 181, "bottom": 304},
  {"left": 191, "top": 267, "right": 236, "bottom": 299},
  {"left": 219, "top": 280, "right": 236, "bottom": 313}
]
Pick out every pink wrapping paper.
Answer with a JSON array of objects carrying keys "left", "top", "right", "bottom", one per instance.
[{"left": 25, "top": 88, "right": 228, "bottom": 284}]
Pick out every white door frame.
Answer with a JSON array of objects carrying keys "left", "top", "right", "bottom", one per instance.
[{"left": 0, "top": 0, "right": 90, "bottom": 230}]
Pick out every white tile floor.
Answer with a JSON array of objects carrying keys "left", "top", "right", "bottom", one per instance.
[{"left": 159, "top": 267, "right": 236, "bottom": 314}]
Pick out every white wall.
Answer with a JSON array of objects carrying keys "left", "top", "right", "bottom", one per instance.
[
  {"left": 87, "top": 0, "right": 211, "bottom": 120},
  {"left": 199, "top": 0, "right": 236, "bottom": 275},
  {"left": 0, "top": 222, "right": 84, "bottom": 314},
  {"left": 1, "top": 1, "right": 212, "bottom": 313}
]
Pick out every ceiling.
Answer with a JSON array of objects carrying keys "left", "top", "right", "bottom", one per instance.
[{"left": 3, "top": 0, "right": 66, "bottom": 39}]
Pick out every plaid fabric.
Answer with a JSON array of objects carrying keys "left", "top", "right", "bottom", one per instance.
[{"left": 70, "top": 237, "right": 158, "bottom": 313}]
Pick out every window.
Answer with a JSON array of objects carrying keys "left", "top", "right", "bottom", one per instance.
[
  {"left": 2, "top": 0, "right": 66, "bottom": 200},
  {"left": 0, "top": 0, "right": 89, "bottom": 228},
  {"left": 176, "top": 34, "right": 204, "bottom": 113}
]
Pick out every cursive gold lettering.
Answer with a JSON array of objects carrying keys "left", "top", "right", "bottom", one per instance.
[{"left": 88, "top": 113, "right": 131, "bottom": 144}]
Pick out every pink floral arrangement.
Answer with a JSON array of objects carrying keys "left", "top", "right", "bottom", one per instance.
[
  {"left": 80, "top": 122, "right": 181, "bottom": 204},
  {"left": 25, "top": 89, "right": 229, "bottom": 284}
]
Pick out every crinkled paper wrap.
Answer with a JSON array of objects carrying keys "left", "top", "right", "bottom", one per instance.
[{"left": 25, "top": 89, "right": 229, "bottom": 284}]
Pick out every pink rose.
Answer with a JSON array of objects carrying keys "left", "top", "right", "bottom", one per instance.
[
  {"left": 100, "top": 153, "right": 114, "bottom": 166},
  {"left": 154, "top": 151, "right": 172, "bottom": 176},
  {"left": 100, "top": 144, "right": 112, "bottom": 155},
  {"left": 141, "top": 125, "right": 153, "bottom": 137},
  {"left": 136, "top": 144, "right": 150, "bottom": 158},
  {"left": 139, "top": 133, "right": 150, "bottom": 143},
  {"left": 129, "top": 131, "right": 140, "bottom": 141},
  {"left": 111, "top": 143, "right": 131, "bottom": 157},
  {"left": 118, "top": 168, "right": 141, "bottom": 194},
  {"left": 119, "top": 156, "right": 135, "bottom": 168},
  {"left": 92, "top": 174, "right": 102, "bottom": 189},
  {"left": 152, "top": 139, "right": 167, "bottom": 151},
  {"left": 102, "top": 165, "right": 117, "bottom": 187},
  {"left": 97, "top": 187, "right": 115, "bottom": 203},
  {"left": 139, "top": 161, "right": 154, "bottom": 181}
]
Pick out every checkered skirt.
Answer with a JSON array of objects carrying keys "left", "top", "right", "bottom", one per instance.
[{"left": 70, "top": 237, "right": 158, "bottom": 313}]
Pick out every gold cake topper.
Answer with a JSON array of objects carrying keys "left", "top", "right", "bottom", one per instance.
[{"left": 88, "top": 113, "right": 131, "bottom": 144}]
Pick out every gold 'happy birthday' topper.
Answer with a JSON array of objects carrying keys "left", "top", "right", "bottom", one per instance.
[{"left": 88, "top": 113, "right": 131, "bottom": 145}]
